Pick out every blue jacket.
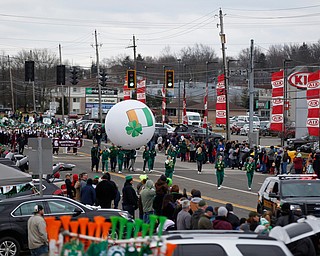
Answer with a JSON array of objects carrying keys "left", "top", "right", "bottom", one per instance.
[{"left": 80, "top": 184, "right": 96, "bottom": 206}]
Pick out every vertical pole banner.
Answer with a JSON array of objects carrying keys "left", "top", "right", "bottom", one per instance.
[
  {"left": 203, "top": 86, "right": 208, "bottom": 128},
  {"left": 162, "top": 86, "right": 166, "bottom": 124},
  {"left": 123, "top": 78, "right": 131, "bottom": 100},
  {"left": 270, "top": 70, "right": 284, "bottom": 131},
  {"left": 216, "top": 74, "right": 226, "bottom": 125},
  {"left": 306, "top": 70, "right": 320, "bottom": 137},
  {"left": 137, "top": 79, "right": 146, "bottom": 103},
  {"left": 182, "top": 97, "right": 187, "bottom": 124}
]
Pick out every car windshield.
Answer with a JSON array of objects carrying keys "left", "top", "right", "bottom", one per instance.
[
  {"left": 281, "top": 181, "right": 320, "bottom": 197},
  {"left": 253, "top": 116, "right": 260, "bottom": 121},
  {"left": 189, "top": 116, "right": 200, "bottom": 121}
]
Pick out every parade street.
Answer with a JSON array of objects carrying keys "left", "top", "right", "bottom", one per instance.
[{"left": 44, "top": 135, "right": 282, "bottom": 218}]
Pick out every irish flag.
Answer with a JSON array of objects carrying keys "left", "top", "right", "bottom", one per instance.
[{"left": 126, "top": 107, "right": 154, "bottom": 127}]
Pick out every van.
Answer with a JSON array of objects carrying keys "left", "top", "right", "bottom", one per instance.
[
  {"left": 237, "top": 115, "right": 261, "bottom": 126},
  {"left": 186, "top": 112, "right": 201, "bottom": 126}
]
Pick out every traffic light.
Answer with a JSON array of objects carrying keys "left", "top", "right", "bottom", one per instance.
[
  {"left": 25, "top": 61, "right": 34, "bottom": 82},
  {"left": 99, "top": 70, "right": 107, "bottom": 87},
  {"left": 165, "top": 70, "right": 174, "bottom": 89},
  {"left": 127, "top": 70, "right": 136, "bottom": 89},
  {"left": 56, "top": 65, "right": 66, "bottom": 85},
  {"left": 70, "top": 67, "right": 78, "bottom": 85}
]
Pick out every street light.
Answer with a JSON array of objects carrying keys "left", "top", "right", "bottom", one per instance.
[
  {"left": 282, "top": 58, "right": 293, "bottom": 147},
  {"left": 225, "top": 59, "right": 239, "bottom": 141}
]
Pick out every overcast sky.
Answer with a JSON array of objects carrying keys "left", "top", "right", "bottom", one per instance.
[{"left": 1, "top": 0, "right": 320, "bottom": 67}]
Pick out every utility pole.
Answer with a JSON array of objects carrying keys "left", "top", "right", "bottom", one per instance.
[
  {"left": 177, "top": 59, "right": 181, "bottom": 123},
  {"left": 219, "top": 8, "right": 229, "bottom": 140},
  {"left": 95, "top": 30, "right": 102, "bottom": 124},
  {"left": 248, "top": 39, "right": 256, "bottom": 146},
  {"left": 59, "top": 44, "right": 65, "bottom": 122},
  {"left": 128, "top": 35, "right": 137, "bottom": 70},
  {"left": 8, "top": 56, "right": 14, "bottom": 113}
]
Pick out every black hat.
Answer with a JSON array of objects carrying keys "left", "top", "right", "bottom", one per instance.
[
  {"left": 33, "top": 205, "right": 44, "bottom": 213},
  {"left": 226, "top": 203, "right": 233, "bottom": 212}
]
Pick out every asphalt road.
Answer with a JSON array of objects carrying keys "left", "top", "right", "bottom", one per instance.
[{"left": 46, "top": 134, "right": 282, "bottom": 219}]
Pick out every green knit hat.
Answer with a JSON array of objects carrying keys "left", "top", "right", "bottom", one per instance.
[{"left": 126, "top": 175, "right": 133, "bottom": 181}]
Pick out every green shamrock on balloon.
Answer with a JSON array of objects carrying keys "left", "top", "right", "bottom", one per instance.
[{"left": 125, "top": 120, "right": 143, "bottom": 137}]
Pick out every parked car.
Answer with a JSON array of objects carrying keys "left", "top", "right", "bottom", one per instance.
[
  {"left": 190, "top": 128, "right": 223, "bottom": 142},
  {"left": 153, "top": 230, "right": 293, "bottom": 256},
  {"left": 0, "top": 195, "right": 132, "bottom": 256},
  {"left": 230, "top": 122, "right": 247, "bottom": 135},
  {"left": 287, "top": 135, "right": 317, "bottom": 150},
  {"left": 260, "top": 123, "right": 295, "bottom": 139},
  {"left": 239, "top": 124, "right": 259, "bottom": 136},
  {"left": 173, "top": 124, "right": 199, "bottom": 138},
  {"left": 257, "top": 174, "right": 320, "bottom": 217},
  {"left": 155, "top": 123, "right": 174, "bottom": 134}
]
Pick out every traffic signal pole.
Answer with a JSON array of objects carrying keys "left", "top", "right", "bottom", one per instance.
[{"left": 59, "top": 44, "right": 65, "bottom": 122}]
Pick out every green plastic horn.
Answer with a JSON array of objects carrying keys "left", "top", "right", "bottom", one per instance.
[
  {"left": 141, "top": 223, "right": 149, "bottom": 238},
  {"left": 110, "top": 216, "right": 120, "bottom": 240},
  {"left": 148, "top": 215, "right": 158, "bottom": 237},
  {"left": 157, "top": 216, "right": 167, "bottom": 237},
  {"left": 125, "top": 222, "right": 135, "bottom": 240},
  {"left": 118, "top": 217, "right": 128, "bottom": 240},
  {"left": 133, "top": 219, "right": 143, "bottom": 238}
]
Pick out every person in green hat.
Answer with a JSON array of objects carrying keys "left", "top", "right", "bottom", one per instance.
[
  {"left": 101, "top": 146, "right": 110, "bottom": 173},
  {"left": 122, "top": 175, "right": 138, "bottom": 218}
]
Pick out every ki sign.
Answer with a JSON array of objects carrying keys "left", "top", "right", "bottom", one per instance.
[{"left": 288, "top": 72, "right": 311, "bottom": 89}]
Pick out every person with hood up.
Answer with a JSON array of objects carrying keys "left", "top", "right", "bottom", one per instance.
[
  {"left": 140, "top": 179, "right": 156, "bottom": 223},
  {"left": 191, "top": 199, "right": 207, "bottom": 229},
  {"left": 212, "top": 206, "right": 233, "bottom": 230}
]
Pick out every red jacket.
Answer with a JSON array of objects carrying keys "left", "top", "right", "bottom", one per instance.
[
  {"left": 212, "top": 217, "right": 233, "bottom": 230},
  {"left": 293, "top": 157, "right": 303, "bottom": 170}
]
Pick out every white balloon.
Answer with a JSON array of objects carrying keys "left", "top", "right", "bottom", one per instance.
[{"left": 105, "top": 100, "right": 155, "bottom": 149}]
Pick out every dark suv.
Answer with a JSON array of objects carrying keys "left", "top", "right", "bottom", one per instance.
[
  {"left": 257, "top": 174, "right": 320, "bottom": 217},
  {"left": 0, "top": 195, "right": 132, "bottom": 256}
]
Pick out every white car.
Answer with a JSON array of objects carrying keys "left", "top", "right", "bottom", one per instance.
[
  {"left": 239, "top": 124, "right": 259, "bottom": 136},
  {"left": 155, "top": 123, "right": 174, "bottom": 134}
]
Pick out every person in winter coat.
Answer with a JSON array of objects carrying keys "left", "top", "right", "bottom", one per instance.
[
  {"left": 198, "top": 206, "right": 214, "bottom": 229},
  {"left": 90, "top": 144, "right": 101, "bottom": 172},
  {"left": 122, "top": 175, "right": 138, "bottom": 218},
  {"left": 80, "top": 178, "right": 96, "bottom": 206},
  {"left": 101, "top": 146, "right": 110, "bottom": 173},
  {"left": 276, "top": 203, "right": 300, "bottom": 227},
  {"left": 72, "top": 174, "right": 80, "bottom": 201},
  {"left": 117, "top": 147, "right": 125, "bottom": 174},
  {"left": 65, "top": 173, "right": 74, "bottom": 199},
  {"left": 161, "top": 194, "right": 175, "bottom": 221},
  {"left": 293, "top": 153, "right": 303, "bottom": 174},
  {"left": 109, "top": 143, "right": 118, "bottom": 172},
  {"left": 191, "top": 199, "right": 207, "bottom": 229},
  {"left": 215, "top": 155, "right": 225, "bottom": 190},
  {"left": 95, "top": 173, "right": 118, "bottom": 208},
  {"left": 189, "top": 189, "right": 202, "bottom": 214},
  {"left": 142, "top": 146, "right": 149, "bottom": 173},
  {"left": 177, "top": 200, "right": 192, "bottom": 230},
  {"left": 196, "top": 147, "right": 205, "bottom": 174},
  {"left": 225, "top": 203, "right": 240, "bottom": 230},
  {"left": 140, "top": 179, "right": 156, "bottom": 223},
  {"left": 212, "top": 206, "right": 232, "bottom": 230},
  {"left": 281, "top": 147, "right": 290, "bottom": 174},
  {"left": 153, "top": 175, "right": 169, "bottom": 216},
  {"left": 179, "top": 139, "right": 187, "bottom": 162}
]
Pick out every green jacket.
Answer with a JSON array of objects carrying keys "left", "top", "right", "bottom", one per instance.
[
  {"left": 117, "top": 149, "right": 125, "bottom": 161},
  {"left": 179, "top": 141, "right": 187, "bottom": 154},
  {"left": 196, "top": 151, "right": 204, "bottom": 162},
  {"left": 215, "top": 160, "right": 224, "bottom": 171},
  {"left": 109, "top": 146, "right": 118, "bottom": 158},
  {"left": 143, "top": 150, "right": 150, "bottom": 160},
  {"left": 101, "top": 150, "right": 110, "bottom": 162},
  {"left": 245, "top": 162, "right": 255, "bottom": 172},
  {"left": 149, "top": 149, "right": 156, "bottom": 159}
]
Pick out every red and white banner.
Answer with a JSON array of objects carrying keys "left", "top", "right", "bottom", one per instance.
[
  {"left": 182, "top": 97, "right": 187, "bottom": 124},
  {"left": 162, "top": 87, "right": 166, "bottom": 124},
  {"left": 137, "top": 79, "right": 146, "bottom": 103},
  {"left": 123, "top": 78, "right": 131, "bottom": 101},
  {"left": 216, "top": 74, "right": 226, "bottom": 125},
  {"left": 203, "top": 83, "right": 209, "bottom": 128},
  {"left": 306, "top": 70, "right": 320, "bottom": 136},
  {"left": 270, "top": 70, "right": 284, "bottom": 131}
]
